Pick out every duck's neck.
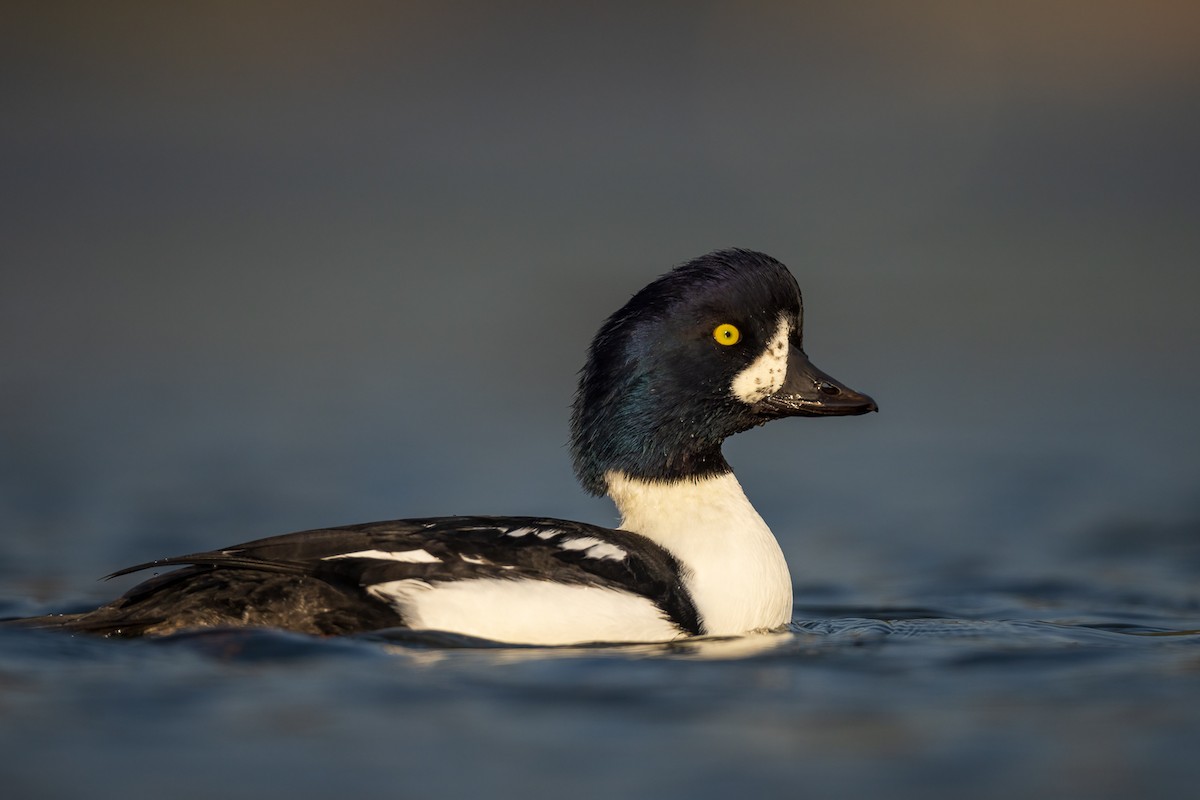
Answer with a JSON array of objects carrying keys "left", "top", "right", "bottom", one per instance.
[{"left": 604, "top": 470, "right": 793, "bottom": 636}]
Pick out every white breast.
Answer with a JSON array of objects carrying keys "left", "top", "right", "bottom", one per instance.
[{"left": 604, "top": 470, "right": 793, "bottom": 636}]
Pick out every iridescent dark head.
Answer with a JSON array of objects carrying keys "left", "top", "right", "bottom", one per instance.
[{"left": 569, "top": 249, "right": 876, "bottom": 496}]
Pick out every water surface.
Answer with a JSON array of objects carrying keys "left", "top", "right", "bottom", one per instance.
[{"left": 3, "top": 4, "right": 1200, "bottom": 799}]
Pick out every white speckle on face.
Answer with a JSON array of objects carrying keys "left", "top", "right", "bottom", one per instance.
[
  {"left": 730, "top": 316, "right": 791, "bottom": 404},
  {"left": 558, "top": 536, "right": 628, "bottom": 561},
  {"left": 323, "top": 549, "right": 442, "bottom": 563}
]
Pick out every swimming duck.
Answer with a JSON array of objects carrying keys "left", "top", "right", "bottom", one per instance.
[{"left": 18, "top": 249, "right": 876, "bottom": 644}]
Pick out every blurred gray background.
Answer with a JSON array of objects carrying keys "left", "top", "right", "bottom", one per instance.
[{"left": 2, "top": 1, "right": 1198, "bottom": 603}]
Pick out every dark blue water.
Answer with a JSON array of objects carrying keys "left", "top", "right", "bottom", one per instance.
[
  {"left": 3, "top": 386, "right": 1199, "bottom": 800},
  {"left": 3, "top": 597, "right": 1199, "bottom": 800},
  {"left": 4, "top": 4, "right": 1200, "bottom": 799}
]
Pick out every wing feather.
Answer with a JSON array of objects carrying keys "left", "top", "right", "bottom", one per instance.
[{"left": 85, "top": 516, "right": 702, "bottom": 637}]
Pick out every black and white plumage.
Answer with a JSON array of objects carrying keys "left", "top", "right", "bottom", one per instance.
[{"left": 14, "top": 249, "right": 876, "bottom": 644}]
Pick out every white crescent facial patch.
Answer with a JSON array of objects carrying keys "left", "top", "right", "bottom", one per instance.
[{"left": 730, "top": 316, "right": 791, "bottom": 404}]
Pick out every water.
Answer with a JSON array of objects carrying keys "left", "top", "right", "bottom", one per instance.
[
  {"left": 3, "top": 404, "right": 1199, "bottom": 800},
  {"left": 3, "top": 600, "right": 1199, "bottom": 799},
  {"left": 4, "top": 4, "right": 1200, "bottom": 798},
  {"left": 3, "top": 371, "right": 1198, "bottom": 800}
]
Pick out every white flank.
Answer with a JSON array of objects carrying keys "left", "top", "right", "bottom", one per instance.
[
  {"left": 367, "top": 578, "right": 683, "bottom": 645},
  {"left": 730, "top": 316, "right": 791, "bottom": 404},
  {"left": 605, "top": 470, "right": 793, "bottom": 636},
  {"left": 323, "top": 549, "right": 442, "bottom": 563},
  {"left": 558, "top": 537, "right": 627, "bottom": 561}
]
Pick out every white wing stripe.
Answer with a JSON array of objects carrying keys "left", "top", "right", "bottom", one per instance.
[
  {"left": 323, "top": 549, "right": 442, "bottom": 564},
  {"left": 558, "top": 537, "right": 627, "bottom": 561},
  {"left": 504, "top": 527, "right": 537, "bottom": 538}
]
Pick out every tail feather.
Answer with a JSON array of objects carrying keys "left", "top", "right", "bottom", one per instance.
[
  {"left": 3, "top": 609, "right": 169, "bottom": 637},
  {"left": 5, "top": 564, "right": 405, "bottom": 637}
]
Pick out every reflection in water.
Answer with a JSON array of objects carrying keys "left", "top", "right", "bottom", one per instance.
[
  {"left": 3, "top": 575, "right": 1200, "bottom": 800},
  {"left": 371, "top": 630, "right": 804, "bottom": 666}
]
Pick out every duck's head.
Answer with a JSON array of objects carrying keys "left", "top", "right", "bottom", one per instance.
[{"left": 570, "top": 248, "right": 877, "bottom": 496}]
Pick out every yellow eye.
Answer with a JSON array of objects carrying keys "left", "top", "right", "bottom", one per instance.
[{"left": 713, "top": 323, "right": 741, "bottom": 346}]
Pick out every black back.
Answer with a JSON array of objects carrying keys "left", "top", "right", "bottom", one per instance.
[{"left": 26, "top": 517, "right": 701, "bottom": 638}]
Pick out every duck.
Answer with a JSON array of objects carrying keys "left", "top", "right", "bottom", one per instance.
[{"left": 14, "top": 249, "right": 876, "bottom": 644}]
